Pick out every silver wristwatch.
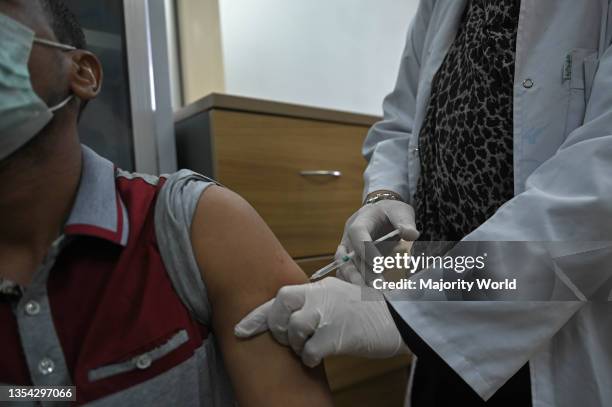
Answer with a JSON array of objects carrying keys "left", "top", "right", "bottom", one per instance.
[{"left": 364, "top": 191, "right": 403, "bottom": 206}]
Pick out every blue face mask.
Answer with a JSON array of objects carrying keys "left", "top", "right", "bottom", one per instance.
[{"left": 0, "top": 13, "right": 76, "bottom": 161}]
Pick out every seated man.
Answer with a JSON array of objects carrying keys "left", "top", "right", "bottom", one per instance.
[{"left": 0, "top": 1, "right": 333, "bottom": 405}]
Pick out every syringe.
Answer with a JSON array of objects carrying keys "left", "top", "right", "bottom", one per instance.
[{"left": 310, "top": 230, "right": 401, "bottom": 281}]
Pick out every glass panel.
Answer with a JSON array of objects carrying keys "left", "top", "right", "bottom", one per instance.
[{"left": 65, "top": 0, "right": 135, "bottom": 171}]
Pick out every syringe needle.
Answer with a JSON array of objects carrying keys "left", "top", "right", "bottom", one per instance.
[{"left": 309, "top": 230, "right": 401, "bottom": 281}]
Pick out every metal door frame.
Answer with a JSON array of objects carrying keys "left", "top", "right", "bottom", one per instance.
[{"left": 124, "top": 0, "right": 177, "bottom": 174}]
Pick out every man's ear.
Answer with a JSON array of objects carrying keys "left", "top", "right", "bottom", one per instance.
[{"left": 69, "top": 50, "right": 103, "bottom": 102}]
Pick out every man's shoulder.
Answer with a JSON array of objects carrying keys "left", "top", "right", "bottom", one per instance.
[{"left": 114, "top": 168, "right": 215, "bottom": 209}]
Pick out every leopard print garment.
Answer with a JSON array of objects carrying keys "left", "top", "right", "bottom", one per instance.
[{"left": 414, "top": 0, "right": 519, "bottom": 242}]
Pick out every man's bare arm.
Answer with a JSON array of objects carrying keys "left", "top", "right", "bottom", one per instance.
[{"left": 191, "top": 186, "right": 334, "bottom": 407}]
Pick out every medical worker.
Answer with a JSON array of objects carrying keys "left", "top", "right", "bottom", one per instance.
[{"left": 236, "top": 1, "right": 612, "bottom": 406}]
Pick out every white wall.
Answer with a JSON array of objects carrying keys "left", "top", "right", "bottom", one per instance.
[{"left": 218, "top": 0, "right": 418, "bottom": 116}]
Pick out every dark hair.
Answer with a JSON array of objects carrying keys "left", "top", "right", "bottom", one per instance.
[
  {"left": 38, "top": 0, "right": 87, "bottom": 50},
  {"left": 38, "top": 0, "right": 90, "bottom": 117}
]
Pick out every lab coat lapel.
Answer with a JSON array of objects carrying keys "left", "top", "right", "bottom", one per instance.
[{"left": 512, "top": 0, "right": 604, "bottom": 193}]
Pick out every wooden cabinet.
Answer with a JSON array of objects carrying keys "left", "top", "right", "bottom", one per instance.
[
  {"left": 212, "top": 110, "right": 367, "bottom": 258},
  {"left": 175, "top": 93, "right": 410, "bottom": 405},
  {"left": 175, "top": 93, "right": 372, "bottom": 258}
]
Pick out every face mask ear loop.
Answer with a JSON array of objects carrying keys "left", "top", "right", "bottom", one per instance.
[
  {"left": 32, "top": 37, "right": 76, "bottom": 52},
  {"left": 49, "top": 95, "right": 74, "bottom": 113}
]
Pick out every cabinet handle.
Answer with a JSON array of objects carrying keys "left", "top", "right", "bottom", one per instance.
[{"left": 299, "top": 170, "right": 342, "bottom": 178}]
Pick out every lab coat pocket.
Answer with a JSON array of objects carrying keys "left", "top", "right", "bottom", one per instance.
[
  {"left": 563, "top": 48, "right": 598, "bottom": 138},
  {"left": 88, "top": 329, "right": 190, "bottom": 382}
]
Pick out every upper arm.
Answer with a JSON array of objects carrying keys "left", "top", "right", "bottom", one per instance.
[{"left": 190, "top": 186, "right": 333, "bottom": 407}]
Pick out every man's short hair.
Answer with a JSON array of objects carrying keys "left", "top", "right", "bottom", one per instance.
[
  {"left": 38, "top": 0, "right": 87, "bottom": 50},
  {"left": 38, "top": 0, "right": 90, "bottom": 117}
]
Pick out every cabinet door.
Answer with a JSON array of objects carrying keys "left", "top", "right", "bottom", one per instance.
[{"left": 212, "top": 110, "right": 367, "bottom": 258}]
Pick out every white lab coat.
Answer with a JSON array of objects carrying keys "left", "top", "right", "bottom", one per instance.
[{"left": 365, "top": 0, "right": 612, "bottom": 405}]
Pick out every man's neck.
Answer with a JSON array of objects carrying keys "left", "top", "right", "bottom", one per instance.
[{"left": 0, "top": 119, "right": 82, "bottom": 286}]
